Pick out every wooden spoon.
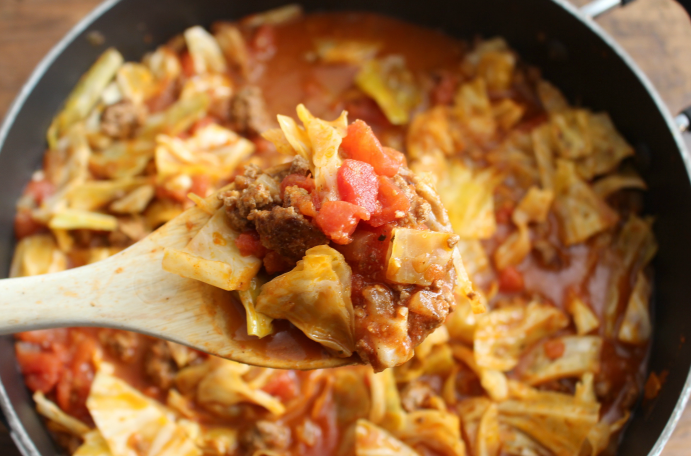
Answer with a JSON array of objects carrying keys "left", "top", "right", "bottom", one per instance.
[{"left": 0, "top": 196, "right": 355, "bottom": 370}]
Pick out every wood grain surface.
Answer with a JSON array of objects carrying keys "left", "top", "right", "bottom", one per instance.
[{"left": 2, "top": 0, "right": 691, "bottom": 455}]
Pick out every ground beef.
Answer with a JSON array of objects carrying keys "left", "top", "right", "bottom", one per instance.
[
  {"left": 288, "top": 155, "right": 311, "bottom": 177},
  {"left": 400, "top": 380, "right": 437, "bottom": 412},
  {"left": 228, "top": 86, "right": 272, "bottom": 135},
  {"left": 220, "top": 165, "right": 280, "bottom": 232},
  {"left": 240, "top": 420, "right": 291, "bottom": 455},
  {"left": 392, "top": 174, "right": 432, "bottom": 228},
  {"left": 100, "top": 100, "right": 145, "bottom": 139},
  {"left": 144, "top": 340, "right": 177, "bottom": 390},
  {"left": 99, "top": 329, "right": 139, "bottom": 363},
  {"left": 253, "top": 206, "right": 327, "bottom": 263}
]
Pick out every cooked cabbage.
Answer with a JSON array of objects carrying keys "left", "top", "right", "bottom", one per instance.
[
  {"left": 368, "top": 369, "right": 406, "bottom": 432},
  {"left": 184, "top": 26, "right": 228, "bottom": 75},
  {"left": 116, "top": 63, "right": 156, "bottom": 105},
  {"left": 162, "top": 207, "right": 262, "bottom": 291},
  {"left": 66, "top": 178, "right": 149, "bottom": 211},
  {"left": 10, "top": 234, "right": 67, "bottom": 278},
  {"left": 140, "top": 92, "right": 210, "bottom": 140},
  {"left": 550, "top": 109, "right": 592, "bottom": 160},
  {"left": 567, "top": 295, "right": 600, "bottom": 335},
  {"left": 48, "top": 208, "right": 118, "bottom": 231},
  {"left": 476, "top": 403, "right": 500, "bottom": 456},
  {"left": 356, "top": 56, "right": 420, "bottom": 125},
  {"left": 452, "top": 246, "right": 485, "bottom": 314},
  {"left": 355, "top": 419, "right": 418, "bottom": 456},
  {"left": 531, "top": 123, "right": 556, "bottom": 191},
  {"left": 34, "top": 391, "right": 91, "bottom": 437},
  {"left": 474, "top": 301, "right": 569, "bottom": 371},
  {"left": 386, "top": 228, "right": 455, "bottom": 286},
  {"left": 89, "top": 138, "right": 156, "bottom": 180},
  {"left": 398, "top": 410, "right": 465, "bottom": 456},
  {"left": 520, "top": 336, "right": 603, "bottom": 385},
  {"left": 315, "top": 39, "right": 381, "bottom": 64},
  {"left": 407, "top": 106, "right": 459, "bottom": 161},
  {"left": 454, "top": 78, "right": 496, "bottom": 142},
  {"left": 236, "top": 275, "right": 274, "bottom": 338},
  {"left": 618, "top": 271, "right": 652, "bottom": 344},
  {"left": 553, "top": 159, "right": 618, "bottom": 245},
  {"left": 255, "top": 245, "right": 355, "bottom": 357},
  {"left": 576, "top": 113, "right": 635, "bottom": 180},
  {"left": 214, "top": 24, "right": 250, "bottom": 78},
  {"left": 73, "top": 431, "right": 112, "bottom": 456},
  {"left": 493, "top": 225, "right": 529, "bottom": 272},
  {"left": 592, "top": 171, "right": 647, "bottom": 199},
  {"left": 241, "top": 4, "right": 303, "bottom": 27},
  {"left": 536, "top": 80, "right": 569, "bottom": 114},
  {"left": 86, "top": 372, "right": 200, "bottom": 456}
]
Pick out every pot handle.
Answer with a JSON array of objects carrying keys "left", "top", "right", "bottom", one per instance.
[{"left": 581, "top": 0, "right": 691, "bottom": 132}]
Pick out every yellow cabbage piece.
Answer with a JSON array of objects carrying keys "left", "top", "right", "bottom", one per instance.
[
  {"left": 184, "top": 26, "right": 227, "bottom": 74},
  {"left": 315, "top": 39, "right": 381, "bottom": 64},
  {"left": 474, "top": 301, "right": 569, "bottom": 371},
  {"left": 34, "top": 391, "right": 91, "bottom": 437},
  {"left": 437, "top": 160, "right": 502, "bottom": 239},
  {"left": 214, "top": 23, "right": 250, "bottom": 78},
  {"left": 162, "top": 207, "right": 262, "bottom": 291},
  {"left": 498, "top": 386, "right": 600, "bottom": 456},
  {"left": 140, "top": 92, "right": 210, "bottom": 140},
  {"left": 513, "top": 186, "right": 554, "bottom": 225},
  {"left": 89, "top": 139, "right": 156, "bottom": 180},
  {"left": 116, "top": 62, "right": 156, "bottom": 105},
  {"left": 457, "top": 397, "right": 492, "bottom": 456},
  {"left": 445, "top": 296, "right": 479, "bottom": 345},
  {"left": 536, "top": 80, "right": 569, "bottom": 114},
  {"left": 109, "top": 184, "right": 155, "bottom": 214},
  {"left": 455, "top": 239, "right": 489, "bottom": 279},
  {"left": 86, "top": 372, "right": 200, "bottom": 456},
  {"left": 592, "top": 171, "right": 647, "bottom": 199},
  {"left": 66, "top": 178, "right": 149, "bottom": 210},
  {"left": 368, "top": 368, "right": 407, "bottom": 432},
  {"left": 48, "top": 208, "right": 118, "bottom": 231},
  {"left": 553, "top": 159, "right": 618, "bottom": 246},
  {"left": 566, "top": 295, "right": 599, "bottom": 335},
  {"left": 493, "top": 98, "right": 525, "bottom": 131},
  {"left": 386, "top": 228, "right": 454, "bottom": 286},
  {"left": 48, "top": 48, "right": 124, "bottom": 148},
  {"left": 398, "top": 410, "right": 465, "bottom": 456},
  {"left": 195, "top": 359, "right": 285, "bottom": 417},
  {"left": 236, "top": 275, "right": 274, "bottom": 338},
  {"left": 355, "top": 419, "right": 418, "bottom": 456},
  {"left": 493, "top": 224, "right": 529, "bottom": 272},
  {"left": 241, "top": 4, "right": 303, "bottom": 27},
  {"left": 452, "top": 246, "right": 485, "bottom": 314},
  {"left": 144, "top": 46, "right": 182, "bottom": 83},
  {"left": 455, "top": 78, "right": 496, "bottom": 142},
  {"left": 477, "top": 403, "right": 500, "bottom": 456},
  {"left": 407, "top": 106, "right": 461, "bottom": 165},
  {"left": 520, "top": 336, "right": 603, "bottom": 385},
  {"left": 550, "top": 109, "right": 592, "bottom": 159},
  {"left": 618, "top": 271, "right": 652, "bottom": 344},
  {"left": 356, "top": 56, "right": 420, "bottom": 125},
  {"left": 10, "top": 234, "right": 67, "bottom": 278},
  {"left": 500, "top": 425, "right": 552, "bottom": 456},
  {"left": 531, "top": 123, "right": 556, "bottom": 191},
  {"left": 74, "top": 431, "right": 113, "bottom": 456},
  {"left": 576, "top": 113, "right": 635, "bottom": 180},
  {"left": 255, "top": 245, "right": 355, "bottom": 357}
]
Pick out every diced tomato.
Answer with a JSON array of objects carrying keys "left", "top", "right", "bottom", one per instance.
[
  {"left": 315, "top": 200, "right": 369, "bottom": 245},
  {"left": 15, "top": 343, "right": 64, "bottom": 393},
  {"left": 544, "top": 339, "right": 565, "bottom": 360},
  {"left": 189, "top": 174, "right": 211, "bottom": 198},
  {"left": 56, "top": 335, "right": 96, "bottom": 421},
  {"left": 14, "top": 210, "right": 44, "bottom": 239},
  {"left": 263, "top": 251, "right": 294, "bottom": 274},
  {"left": 382, "top": 146, "right": 406, "bottom": 169},
  {"left": 262, "top": 371, "right": 299, "bottom": 402},
  {"left": 16, "top": 329, "right": 68, "bottom": 348},
  {"left": 337, "top": 159, "right": 380, "bottom": 215},
  {"left": 281, "top": 174, "right": 315, "bottom": 196},
  {"left": 343, "top": 97, "right": 391, "bottom": 128},
  {"left": 180, "top": 50, "right": 196, "bottom": 78},
  {"left": 498, "top": 266, "right": 525, "bottom": 293},
  {"left": 336, "top": 225, "right": 392, "bottom": 280},
  {"left": 251, "top": 24, "right": 277, "bottom": 60},
  {"left": 25, "top": 179, "right": 56, "bottom": 205},
  {"left": 367, "top": 176, "right": 411, "bottom": 227},
  {"left": 235, "top": 231, "right": 268, "bottom": 258},
  {"left": 340, "top": 120, "right": 402, "bottom": 177}
]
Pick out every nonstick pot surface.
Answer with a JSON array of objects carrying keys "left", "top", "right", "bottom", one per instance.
[{"left": 1, "top": 1, "right": 691, "bottom": 455}]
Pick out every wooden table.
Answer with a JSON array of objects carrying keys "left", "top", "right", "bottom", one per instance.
[{"left": 1, "top": 0, "right": 691, "bottom": 454}]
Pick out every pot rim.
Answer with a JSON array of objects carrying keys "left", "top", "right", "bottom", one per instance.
[{"left": 0, "top": 1, "right": 689, "bottom": 455}]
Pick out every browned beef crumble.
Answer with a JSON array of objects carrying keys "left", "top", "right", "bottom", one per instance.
[
  {"left": 100, "top": 100, "right": 146, "bottom": 139},
  {"left": 99, "top": 329, "right": 139, "bottom": 363},
  {"left": 240, "top": 420, "right": 291, "bottom": 455},
  {"left": 144, "top": 340, "right": 177, "bottom": 390},
  {"left": 228, "top": 85, "right": 273, "bottom": 135},
  {"left": 253, "top": 206, "right": 328, "bottom": 263}
]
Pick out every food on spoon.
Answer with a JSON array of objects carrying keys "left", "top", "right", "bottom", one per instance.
[
  {"left": 162, "top": 104, "right": 477, "bottom": 371},
  {"left": 12, "top": 6, "right": 656, "bottom": 456}
]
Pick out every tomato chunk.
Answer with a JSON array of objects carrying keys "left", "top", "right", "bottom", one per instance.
[
  {"left": 14, "top": 210, "right": 44, "bottom": 239},
  {"left": 236, "top": 231, "right": 268, "bottom": 258},
  {"left": 367, "top": 176, "right": 411, "bottom": 227},
  {"left": 340, "top": 120, "right": 402, "bottom": 177},
  {"left": 544, "top": 339, "right": 566, "bottom": 360},
  {"left": 179, "top": 50, "right": 196, "bottom": 78},
  {"left": 281, "top": 174, "right": 315, "bottom": 196},
  {"left": 15, "top": 342, "right": 64, "bottom": 393},
  {"left": 315, "top": 200, "right": 370, "bottom": 245},
  {"left": 337, "top": 159, "right": 380, "bottom": 215},
  {"left": 498, "top": 266, "right": 525, "bottom": 293},
  {"left": 25, "top": 179, "right": 56, "bottom": 205},
  {"left": 189, "top": 174, "right": 211, "bottom": 198},
  {"left": 262, "top": 371, "right": 299, "bottom": 402}
]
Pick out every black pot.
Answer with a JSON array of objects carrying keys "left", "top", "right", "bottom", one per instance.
[{"left": 2, "top": 0, "right": 691, "bottom": 454}]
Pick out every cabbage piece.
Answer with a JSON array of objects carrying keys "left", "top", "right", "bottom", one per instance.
[
  {"left": 48, "top": 208, "right": 118, "bottom": 231},
  {"left": 214, "top": 24, "right": 250, "bottom": 78},
  {"left": 356, "top": 56, "right": 420, "bottom": 125},
  {"left": 236, "top": 275, "right": 274, "bottom": 338},
  {"left": 451, "top": 344, "right": 507, "bottom": 401},
  {"left": 576, "top": 113, "right": 635, "bottom": 180},
  {"left": 34, "top": 391, "right": 91, "bottom": 437},
  {"left": 477, "top": 403, "right": 500, "bottom": 456},
  {"left": 550, "top": 109, "right": 592, "bottom": 159},
  {"left": 456, "top": 239, "right": 489, "bottom": 279},
  {"left": 407, "top": 106, "right": 459, "bottom": 162},
  {"left": 584, "top": 413, "right": 629, "bottom": 456},
  {"left": 486, "top": 131, "right": 540, "bottom": 189},
  {"left": 117, "top": 63, "right": 156, "bottom": 105},
  {"left": 44, "top": 123, "right": 92, "bottom": 191},
  {"left": 140, "top": 92, "right": 210, "bottom": 139},
  {"left": 10, "top": 234, "right": 67, "bottom": 278},
  {"left": 567, "top": 295, "right": 600, "bottom": 335},
  {"left": 86, "top": 372, "right": 201, "bottom": 456},
  {"left": 166, "top": 342, "right": 199, "bottom": 369},
  {"left": 145, "top": 46, "right": 182, "bottom": 83},
  {"left": 179, "top": 74, "right": 234, "bottom": 117},
  {"left": 520, "top": 336, "right": 603, "bottom": 385},
  {"left": 454, "top": 78, "right": 496, "bottom": 142},
  {"left": 241, "top": 4, "right": 303, "bottom": 27},
  {"left": 618, "top": 271, "right": 652, "bottom": 344},
  {"left": 48, "top": 48, "right": 124, "bottom": 148},
  {"left": 457, "top": 397, "right": 492, "bottom": 456},
  {"left": 196, "top": 359, "right": 285, "bottom": 416},
  {"left": 162, "top": 207, "right": 261, "bottom": 291},
  {"left": 355, "top": 419, "right": 418, "bottom": 456},
  {"left": 474, "top": 301, "right": 569, "bottom": 371},
  {"left": 531, "top": 123, "right": 556, "bottom": 191},
  {"left": 145, "top": 199, "right": 184, "bottom": 229},
  {"left": 452, "top": 247, "right": 485, "bottom": 314},
  {"left": 315, "top": 39, "right": 381, "bottom": 64},
  {"left": 445, "top": 295, "right": 479, "bottom": 345},
  {"left": 553, "top": 159, "right": 618, "bottom": 246},
  {"left": 155, "top": 124, "right": 254, "bottom": 180},
  {"left": 398, "top": 410, "right": 465, "bottom": 456},
  {"left": 184, "top": 26, "right": 227, "bottom": 74},
  {"left": 386, "top": 228, "right": 455, "bottom": 286},
  {"left": 437, "top": 160, "right": 502, "bottom": 239},
  {"left": 194, "top": 427, "right": 239, "bottom": 456},
  {"left": 67, "top": 178, "right": 149, "bottom": 210},
  {"left": 592, "top": 171, "right": 647, "bottom": 199},
  {"left": 255, "top": 245, "right": 355, "bottom": 357},
  {"left": 497, "top": 387, "right": 600, "bottom": 456},
  {"left": 493, "top": 224, "right": 530, "bottom": 272},
  {"left": 74, "top": 431, "right": 112, "bottom": 456},
  {"left": 493, "top": 98, "right": 525, "bottom": 131},
  {"left": 368, "top": 369, "right": 406, "bottom": 432},
  {"left": 89, "top": 139, "right": 156, "bottom": 179},
  {"left": 536, "top": 80, "right": 569, "bottom": 114},
  {"left": 513, "top": 186, "right": 554, "bottom": 225},
  {"left": 109, "top": 185, "right": 155, "bottom": 214},
  {"left": 499, "top": 425, "right": 552, "bottom": 456}
]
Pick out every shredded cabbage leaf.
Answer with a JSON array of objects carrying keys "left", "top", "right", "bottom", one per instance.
[
  {"left": 355, "top": 419, "right": 418, "bottom": 456},
  {"left": 73, "top": 431, "right": 113, "bottom": 456},
  {"left": 618, "top": 271, "right": 652, "bottom": 344},
  {"left": 184, "top": 26, "right": 228, "bottom": 75},
  {"left": 315, "top": 39, "right": 381, "bottom": 64},
  {"left": 34, "top": 391, "right": 91, "bottom": 437},
  {"left": 10, "top": 234, "right": 67, "bottom": 278},
  {"left": 255, "top": 245, "right": 355, "bottom": 357},
  {"left": 386, "top": 228, "right": 455, "bottom": 286},
  {"left": 520, "top": 336, "right": 603, "bottom": 385},
  {"left": 235, "top": 275, "right": 274, "bottom": 338}
]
